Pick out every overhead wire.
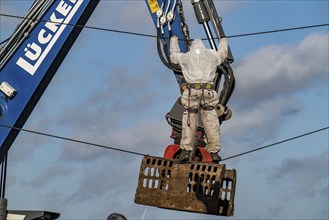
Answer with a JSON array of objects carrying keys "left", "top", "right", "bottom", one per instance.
[
  {"left": 0, "top": 12, "right": 156, "bottom": 42},
  {"left": 0, "top": 12, "right": 328, "bottom": 161},
  {"left": 0, "top": 13, "right": 328, "bottom": 43},
  {"left": 221, "top": 127, "right": 329, "bottom": 161},
  {"left": 0, "top": 124, "right": 328, "bottom": 161},
  {"left": 226, "top": 23, "right": 329, "bottom": 39},
  {"left": 0, "top": 6, "right": 327, "bottom": 219},
  {"left": 0, "top": 124, "right": 145, "bottom": 157}
]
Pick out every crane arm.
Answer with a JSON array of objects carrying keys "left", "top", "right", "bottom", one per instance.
[{"left": 0, "top": 0, "right": 100, "bottom": 163}]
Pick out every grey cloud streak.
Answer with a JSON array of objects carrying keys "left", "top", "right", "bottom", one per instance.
[
  {"left": 222, "top": 32, "right": 328, "bottom": 153},
  {"left": 29, "top": 164, "right": 74, "bottom": 188},
  {"left": 232, "top": 32, "right": 328, "bottom": 109},
  {"left": 267, "top": 151, "right": 328, "bottom": 200}
]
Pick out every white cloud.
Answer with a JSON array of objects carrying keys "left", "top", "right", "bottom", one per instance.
[
  {"left": 58, "top": 117, "right": 171, "bottom": 162},
  {"left": 223, "top": 97, "right": 302, "bottom": 147},
  {"left": 232, "top": 32, "right": 328, "bottom": 109},
  {"left": 221, "top": 32, "right": 328, "bottom": 154}
]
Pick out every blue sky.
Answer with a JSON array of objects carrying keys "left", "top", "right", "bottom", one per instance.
[{"left": 1, "top": 0, "right": 328, "bottom": 219}]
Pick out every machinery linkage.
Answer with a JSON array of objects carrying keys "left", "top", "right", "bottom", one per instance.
[{"left": 135, "top": 0, "right": 237, "bottom": 216}]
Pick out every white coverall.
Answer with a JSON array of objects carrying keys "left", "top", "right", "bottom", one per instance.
[{"left": 170, "top": 37, "right": 228, "bottom": 153}]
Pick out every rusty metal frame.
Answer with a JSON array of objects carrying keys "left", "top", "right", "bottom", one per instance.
[{"left": 135, "top": 155, "right": 236, "bottom": 216}]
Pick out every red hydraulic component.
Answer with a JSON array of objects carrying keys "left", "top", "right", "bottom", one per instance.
[
  {"left": 164, "top": 144, "right": 213, "bottom": 163},
  {"left": 197, "top": 147, "right": 213, "bottom": 163},
  {"left": 164, "top": 144, "right": 180, "bottom": 159}
]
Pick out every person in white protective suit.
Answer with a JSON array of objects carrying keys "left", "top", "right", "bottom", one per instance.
[{"left": 170, "top": 36, "right": 228, "bottom": 163}]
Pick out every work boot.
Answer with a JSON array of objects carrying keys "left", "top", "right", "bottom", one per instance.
[
  {"left": 179, "top": 149, "right": 191, "bottom": 164},
  {"left": 211, "top": 152, "right": 222, "bottom": 163}
]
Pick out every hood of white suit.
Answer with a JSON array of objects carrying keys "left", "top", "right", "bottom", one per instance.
[{"left": 189, "top": 39, "right": 207, "bottom": 55}]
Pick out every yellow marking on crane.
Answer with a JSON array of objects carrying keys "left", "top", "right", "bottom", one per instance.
[{"left": 148, "top": 0, "right": 160, "bottom": 14}]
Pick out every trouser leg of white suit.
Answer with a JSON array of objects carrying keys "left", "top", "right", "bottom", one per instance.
[
  {"left": 180, "top": 88, "right": 200, "bottom": 152},
  {"left": 180, "top": 111, "right": 198, "bottom": 151},
  {"left": 201, "top": 108, "right": 221, "bottom": 153}
]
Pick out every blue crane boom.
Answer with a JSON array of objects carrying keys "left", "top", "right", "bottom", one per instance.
[
  {"left": 0, "top": 0, "right": 100, "bottom": 163},
  {"left": 0, "top": 0, "right": 237, "bottom": 218},
  {"left": 0, "top": 1, "right": 99, "bottom": 219}
]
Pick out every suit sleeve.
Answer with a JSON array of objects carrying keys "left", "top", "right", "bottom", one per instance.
[
  {"left": 216, "top": 37, "right": 229, "bottom": 64},
  {"left": 170, "top": 36, "right": 181, "bottom": 64}
]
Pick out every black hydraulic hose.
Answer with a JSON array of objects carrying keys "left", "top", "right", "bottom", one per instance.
[
  {"left": 161, "top": 33, "right": 171, "bottom": 63},
  {"left": 157, "top": 28, "right": 173, "bottom": 70},
  {"left": 217, "top": 62, "right": 235, "bottom": 106},
  {"left": 227, "top": 71, "right": 235, "bottom": 103},
  {"left": 156, "top": 0, "right": 183, "bottom": 72},
  {"left": 222, "top": 77, "right": 230, "bottom": 105},
  {"left": 0, "top": 37, "right": 10, "bottom": 46},
  {"left": 218, "top": 66, "right": 229, "bottom": 105},
  {"left": 161, "top": 33, "right": 181, "bottom": 71},
  {"left": 156, "top": 28, "right": 182, "bottom": 72},
  {"left": 223, "top": 62, "right": 235, "bottom": 105}
]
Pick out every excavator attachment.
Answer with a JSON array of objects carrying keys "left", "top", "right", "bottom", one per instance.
[
  {"left": 137, "top": 0, "right": 237, "bottom": 216},
  {"left": 135, "top": 155, "right": 236, "bottom": 216}
]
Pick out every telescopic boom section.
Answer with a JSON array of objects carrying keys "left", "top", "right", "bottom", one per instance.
[{"left": 0, "top": 0, "right": 100, "bottom": 163}]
